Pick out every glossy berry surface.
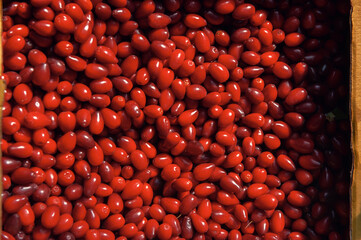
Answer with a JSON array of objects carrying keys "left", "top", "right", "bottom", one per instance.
[{"left": 1, "top": 0, "right": 351, "bottom": 239}]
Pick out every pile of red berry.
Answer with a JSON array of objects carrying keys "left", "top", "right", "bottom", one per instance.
[{"left": 1, "top": 0, "right": 351, "bottom": 239}]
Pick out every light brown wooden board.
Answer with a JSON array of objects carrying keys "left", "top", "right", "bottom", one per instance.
[{"left": 352, "top": 0, "right": 360, "bottom": 239}]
